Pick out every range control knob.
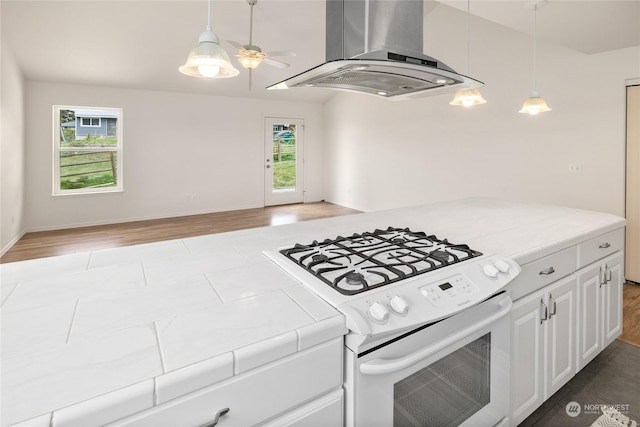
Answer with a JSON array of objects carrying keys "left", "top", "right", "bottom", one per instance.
[
  {"left": 494, "top": 259, "right": 511, "bottom": 274},
  {"left": 368, "top": 302, "right": 390, "bottom": 324},
  {"left": 389, "top": 295, "right": 409, "bottom": 316},
  {"left": 482, "top": 264, "right": 499, "bottom": 279}
]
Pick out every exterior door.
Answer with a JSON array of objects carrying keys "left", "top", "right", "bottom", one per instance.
[
  {"left": 264, "top": 118, "right": 304, "bottom": 206},
  {"left": 626, "top": 84, "right": 639, "bottom": 283}
]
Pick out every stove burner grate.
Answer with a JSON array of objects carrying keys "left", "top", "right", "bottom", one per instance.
[{"left": 279, "top": 227, "right": 482, "bottom": 295}]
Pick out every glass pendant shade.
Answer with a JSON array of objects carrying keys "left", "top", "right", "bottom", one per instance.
[
  {"left": 519, "top": 91, "right": 551, "bottom": 115},
  {"left": 450, "top": 88, "right": 487, "bottom": 107},
  {"left": 179, "top": 30, "right": 239, "bottom": 79},
  {"left": 450, "top": 0, "right": 486, "bottom": 107}
]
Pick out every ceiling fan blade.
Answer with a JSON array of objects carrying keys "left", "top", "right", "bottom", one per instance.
[
  {"left": 264, "top": 50, "right": 296, "bottom": 58},
  {"left": 263, "top": 58, "right": 290, "bottom": 69},
  {"left": 227, "top": 40, "right": 244, "bottom": 50}
]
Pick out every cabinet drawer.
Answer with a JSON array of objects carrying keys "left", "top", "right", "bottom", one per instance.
[
  {"left": 507, "top": 246, "right": 577, "bottom": 301},
  {"left": 577, "top": 228, "right": 624, "bottom": 269},
  {"left": 109, "top": 338, "right": 343, "bottom": 427}
]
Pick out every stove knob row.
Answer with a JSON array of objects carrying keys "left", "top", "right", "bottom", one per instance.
[
  {"left": 367, "top": 295, "right": 409, "bottom": 324},
  {"left": 482, "top": 259, "right": 511, "bottom": 279}
]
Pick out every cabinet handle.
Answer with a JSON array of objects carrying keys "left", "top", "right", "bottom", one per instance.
[
  {"left": 200, "top": 408, "right": 230, "bottom": 427},
  {"left": 605, "top": 264, "right": 612, "bottom": 283},
  {"left": 599, "top": 242, "right": 611, "bottom": 249},
  {"left": 540, "top": 299, "right": 549, "bottom": 324},
  {"left": 599, "top": 266, "right": 607, "bottom": 287},
  {"left": 549, "top": 294, "right": 557, "bottom": 316},
  {"left": 539, "top": 267, "right": 555, "bottom": 276}
]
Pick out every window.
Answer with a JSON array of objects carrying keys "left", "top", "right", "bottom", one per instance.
[
  {"left": 53, "top": 106, "right": 123, "bottom": 195},
  {"left": 80, "top": 117, "right": 101, "bottom": 127}
]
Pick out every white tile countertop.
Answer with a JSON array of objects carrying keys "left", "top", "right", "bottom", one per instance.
[{"left": 0, "top": 198, "right": 625, "bottom": 426}]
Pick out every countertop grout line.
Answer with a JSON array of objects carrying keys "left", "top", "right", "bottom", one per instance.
[
  {"left": 0, "top": 281, "right": 20, "bottom": 308},
  {"left": 153, "top": 321, "right": 167, "bottom": 374},
  {"left": 66, "top": 299, "right": 80, "bottom": 344}
]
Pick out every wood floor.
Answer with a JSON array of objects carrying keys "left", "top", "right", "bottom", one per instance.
[
  {"left": 0, "top": 202, "right": 362, "bottom": 263},
  {"left": 620, "top": 281, "right": 640, "bottom": 347},
  {"left": 2, "top": 201, "right": 638, "bottom": 347}
]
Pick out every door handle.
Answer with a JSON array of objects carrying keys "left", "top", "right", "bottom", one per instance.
[
  {"left": 540, "top": 299, "right": 548, "bottom": 324},
  {"left": 359, "top": 295, "right": 512, "bottom": 375},
  {"left": 600, "top": 266, "right": 607, "bottom": 287}
]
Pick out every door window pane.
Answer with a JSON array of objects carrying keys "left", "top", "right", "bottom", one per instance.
[
  {"left": 394, "top": 333, "right": 491, "bottom": 427},
  {"left": 272, "top": 123, "right": 296, "bottom": 192}
]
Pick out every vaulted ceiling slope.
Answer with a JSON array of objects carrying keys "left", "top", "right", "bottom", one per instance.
[{"left": 1, "top": 1, "right": 638, "bottom": 104}]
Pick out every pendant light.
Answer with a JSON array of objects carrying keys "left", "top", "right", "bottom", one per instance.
[
  {"left": 179, "top": 0, "right": 239, "bottom": 79},
  {"left": 519, "top": 0, "right": 551, "bottom": 114},
  {"left": 450, "top": 0, "right": 486, "bottom": 107}
]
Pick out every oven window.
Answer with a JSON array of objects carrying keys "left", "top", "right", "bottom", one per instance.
[{"left": 394, "top": 333, "right": 491, "bottom": 427}]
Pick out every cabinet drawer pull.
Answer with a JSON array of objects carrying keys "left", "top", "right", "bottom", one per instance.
[
  {"left": 539, "top": 267, "right": 555, "bottom": 276},
  {"left": 599, "top": 242, "right": 611, "bottom": 249},
  {"left": 200, "top": 408, "right": 230, "bottom": 427},
  {"left": 549, "top": 295, "right": 557, "bottom": 316},
  {"left": 540, "top": 299, "right": 549, "bottom": 324}
]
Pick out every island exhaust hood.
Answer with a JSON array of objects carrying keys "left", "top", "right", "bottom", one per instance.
[{"left": 267, "top": 0, "right": 483, "bottom": 100}]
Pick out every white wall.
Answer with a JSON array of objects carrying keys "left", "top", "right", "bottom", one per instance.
[
  {"left": 323, "top": 5, "right": 640, "bottom": 216},
  {"left": 24, "top": 82, "right": 325, "bottom": 231},
  {"left": 1, "top": 41, "right": 26, "bottom": 254}
]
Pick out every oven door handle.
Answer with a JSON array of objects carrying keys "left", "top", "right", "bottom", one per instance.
[{"left": 359, "top": 295, "right": 512, "bottom": 376}]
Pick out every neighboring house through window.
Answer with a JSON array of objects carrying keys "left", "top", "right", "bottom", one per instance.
[{"left": 54, "top": 106, "right": 123, "bottom": 195}]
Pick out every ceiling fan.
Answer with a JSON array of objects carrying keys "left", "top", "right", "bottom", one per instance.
[{"left": 227, "top": 0, "right": 296, "bottom": 89}]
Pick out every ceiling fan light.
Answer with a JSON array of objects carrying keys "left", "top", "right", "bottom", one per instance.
[
  {"left": 239, "top": 56, "right": 263, "bottom": 69},
  {"left": 519, "top": 93, "right": 552, "bottom": 115},
  {"left": 179, "top": 31, "right": 240, "bottom": 79},
  {"left": 450, "top": 88, "right": 487, "bottom": 107}
]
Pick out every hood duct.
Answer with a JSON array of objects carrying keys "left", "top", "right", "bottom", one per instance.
[{"left": 267, "top": 0, "right": 483, "bottom": 100}]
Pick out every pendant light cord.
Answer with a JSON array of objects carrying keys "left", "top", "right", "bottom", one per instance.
[{"left": 206, "top": 0, "right": 212, "bottom": 31}]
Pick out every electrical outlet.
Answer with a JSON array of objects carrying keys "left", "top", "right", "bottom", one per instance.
[{"left": 568, "top": 163, "right": 582, "bottom": 174}]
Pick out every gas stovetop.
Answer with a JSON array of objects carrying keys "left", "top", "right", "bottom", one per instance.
[
  {"left": 278, "top": 227, "right": 483, "bottom": 295},
  {"left": 264, "top": 226, "right": 521, "bottom": 343}
]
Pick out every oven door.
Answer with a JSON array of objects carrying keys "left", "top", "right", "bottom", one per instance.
[{"left": 346, "top": 293, "right": 511, "bottom": 427}]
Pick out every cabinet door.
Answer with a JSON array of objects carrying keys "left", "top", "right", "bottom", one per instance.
[
  {"left": 510, "top": 290, "right": 545, "bottom": 426},
  {"left": 601, "top": 252, "right": 624, "bottom": 348},
  {"left": 545, "top": 275, "right": 577, "bottom": 399},
  {"left": 577, "top": 263, "right": 601, "bottom": 371}
]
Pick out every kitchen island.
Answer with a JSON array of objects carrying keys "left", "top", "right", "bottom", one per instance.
[{"left": 0, "top": 198, "right": 625, "bottom": 426}]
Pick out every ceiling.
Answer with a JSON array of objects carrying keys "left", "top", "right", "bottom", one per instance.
[{"left": 2, "top": 0, "right": 639, "bottom": 104}]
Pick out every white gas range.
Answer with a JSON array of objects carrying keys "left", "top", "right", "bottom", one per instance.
[{"left": 265, "top": 226, "right": 521, "bottom": 427}]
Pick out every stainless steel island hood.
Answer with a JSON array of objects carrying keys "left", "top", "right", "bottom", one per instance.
[{"left": 267, "top": 0, "right": 483, "bottom": 100}]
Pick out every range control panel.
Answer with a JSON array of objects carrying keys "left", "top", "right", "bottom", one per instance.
[
  {"left": 338, "top": 255, "right": 521, "bottom": 337},
  {"left": 420, "top": 275, "right": 479, "bottom": 307}
]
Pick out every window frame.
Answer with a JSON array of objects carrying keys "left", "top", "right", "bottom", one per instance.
[
  {"left": 53, "top": 105, "right": 124, "bottom": 196},
  {"left": 80, "top": 117, "right": 101, "bottom": 127}
]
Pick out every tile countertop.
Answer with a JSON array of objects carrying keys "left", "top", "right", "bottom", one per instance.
[{"left": 0, "top": 198, "right": 625, "bottom": 426}]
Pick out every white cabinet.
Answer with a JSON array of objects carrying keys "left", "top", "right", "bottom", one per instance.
[
  {"left": 577, "top": 252, "right": 624, "bottom": 370},
  {"left": 510, "top": 275, "right": 577, "bottom": 426}
]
